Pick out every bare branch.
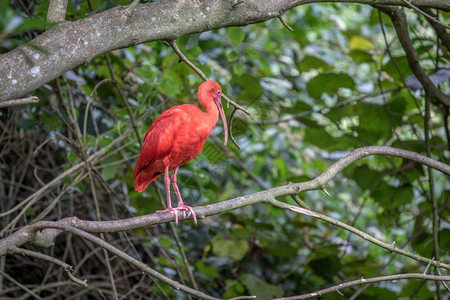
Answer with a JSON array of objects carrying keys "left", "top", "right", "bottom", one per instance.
[
  {"left": 285, "top": 204, "right": 448, "bottom": 270},
  {"left": 0, "top": 270, "right": 44, "bottom": 300},
  {"left": 275, "top": 273, "right": 450, "bottom": 300},
  {"left": 422, "top": 8, "right": 450, "bottom": 50},
  {"left": 0, "top": 146, "right": 448, "bottom": 274},
  {"left": 400, "top": 0, "right": 450, "bottom": 29},
  {"left": 0, "top": 129, "right": 131, "bottom": 233},
  {"left": 278, "top": 16, "right": 294, "bottom": 31},
  {"left": 376, "top": 6, "right": 450, "bottom": 106},
  {"left": 0, "top": 96, "right": 39, "bottom": 109},
  {"left": 47, "top": 0, "right": 68, "bottom": 23},
  {"left": 8, "top": 246, "right": 87, "bottom": 287}
]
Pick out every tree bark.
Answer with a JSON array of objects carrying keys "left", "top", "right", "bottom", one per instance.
[{"left": 0, "top": 0, "right": 449, "bottom": 102}]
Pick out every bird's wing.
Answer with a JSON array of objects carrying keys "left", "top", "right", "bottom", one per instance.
[{"left": 133, "top": 107, "right": 189, "bottom": 181}]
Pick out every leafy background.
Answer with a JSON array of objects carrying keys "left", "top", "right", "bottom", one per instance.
[{"left": 0, "top": 1, "right": 449, "bottom": 299}]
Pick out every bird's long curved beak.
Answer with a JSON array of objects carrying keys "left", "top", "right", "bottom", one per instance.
[{"left": 214, "top": 96, "right": 228, "bottom": 146}]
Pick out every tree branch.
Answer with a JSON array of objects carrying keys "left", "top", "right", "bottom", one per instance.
[
  {"left": 422, "top": 8, "right": 450, "bottom": 50},
  {"left": 1, "top": 0, "right": 449, "bottom": 102},
  {"left": 47, "top": 0, "right": 68, "bottom": 23},
  {"left": 274, "top": 273, "right": 450, "bottom": 299},
  {"left": 0, "top": 129, "right": 131, "bottom": 234},
  {"left": 8, "top": 246, "right": 87, "bottom": 287},
  {"left": 0, "top": 146, "right": 448, "bottom": 273},
  {"left": 376, "top": 5, "right": 450, "bottom": 106},
  {"left": 0, "top": 96, "right": 39, "bottom": 109},
  {"left": 16, "top": 221, "right": 221, "bottom": 300},
  {"left": 285, "top": 204, "right": 448, "bottom": 270}
]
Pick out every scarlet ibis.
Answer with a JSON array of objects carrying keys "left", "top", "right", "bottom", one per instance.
[{"left": 133, "top": 80, "right": 228, "bottom": 224}]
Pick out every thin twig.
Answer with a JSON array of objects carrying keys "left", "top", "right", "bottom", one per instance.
[
  {"left": 0, "top": 270, "right": 44, "bottom": 300},
  {"left": 0, "top": 96, "right": 39, "bottom": 109},
  {"left": 274, "top": 273, "right": 450, "bottom": 300},
  {"left": 278, "top": 16, "right": 294, "bottom": 31},
  {"left": 377, "top": 6, "right": 450, "bottom": 106},
  {"left": 284, "top": 204, "right": 449, "bottom": 270},
  {"left": 228, "top": 106, "right": 241, "bottom": 150},
  {"left": 425, "top": 94, "right": 441, "bottom": 297},
  {"left": 8, "top": 246, "right": 87, "bottom": 287},
  {"left": 0, "top": 129, "right": 131, "bottom": 232},
  {"left": 105, "top": 53, "right": 142, "bottom": 147},
  {"left": 168, "top": 40, "right": 251, "bottom": 116},
  {"left": 400, "top": 0, "right": 450, "bottom": 29}
]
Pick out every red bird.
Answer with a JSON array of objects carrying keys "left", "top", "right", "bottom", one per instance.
[{"left": 133, "top": 80, "right": 228, "bottom": 224}]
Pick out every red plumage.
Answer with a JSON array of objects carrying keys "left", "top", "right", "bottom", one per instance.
[{"left": 133, "top": 80, "right": 228, "bottom": 224}]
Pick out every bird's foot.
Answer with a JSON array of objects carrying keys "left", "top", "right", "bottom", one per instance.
[{"left": 157, "top": 205, "right": 197, "bottom": 225}]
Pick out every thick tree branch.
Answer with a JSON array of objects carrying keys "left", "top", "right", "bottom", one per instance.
[
  {"left": 376, "top": 6, "right": 450, "bottom": 106},
  {"left": 1, "top": 0, "right": 449, "bottom": 102},
  {"left": 275, "top": 273, "right": 450, "bottom": 300}
]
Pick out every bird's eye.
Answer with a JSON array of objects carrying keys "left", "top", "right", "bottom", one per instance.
[{"left": 217, "top": 90, "right": 221, "bottom": 95}]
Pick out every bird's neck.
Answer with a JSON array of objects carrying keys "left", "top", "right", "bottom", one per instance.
[
  {"left": 197, "top": 91, "right": 219, "bottom": 125},
  {"left": 201, "top": 100, "right": 219, "bottom": 126}
]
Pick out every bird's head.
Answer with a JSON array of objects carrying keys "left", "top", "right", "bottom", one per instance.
[{"left": 198, "top": 80, "right": 228, "bottom": 146}]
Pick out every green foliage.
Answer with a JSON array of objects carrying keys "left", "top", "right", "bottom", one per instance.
[
  {"left": 228, "top": 27, "right": 245, "bottom": 48},
  {"left": 307, "top": 73, "right": 355, "bottom": 98},
  {"left": 240, "top": 273, "right": 283, "bottom": 300},
  {"left": 211, "top": 234, "right": 249, "bottom": 261}
]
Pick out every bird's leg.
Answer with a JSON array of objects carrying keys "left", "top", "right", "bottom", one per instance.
[
  {"left": 171, "top": 167, "right": 197, "bottom": 224},
  {"left": 156, "top": 166, "right": 179, "bottom": 224}
]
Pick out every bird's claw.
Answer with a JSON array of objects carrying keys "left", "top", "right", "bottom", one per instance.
[{"left": 157, "top": 205, "right": 197, "bottom": 225}]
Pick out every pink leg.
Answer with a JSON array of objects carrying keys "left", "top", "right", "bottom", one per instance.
[
  {"left": 171, "top": 167, "right": 197, "bottom": 224},
  {"left": 156, "top": 166, "right": 197, "bottom": 224},
  {"left": 157, "top": 166, "right": 179, "bottom": 224}
]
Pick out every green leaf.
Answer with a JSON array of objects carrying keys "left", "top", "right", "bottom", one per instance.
[
  {"left": 101, "top": 162, "right": 121, "bottom": 181},
  {"left": 227, "top": 51, "right": 239, "bottom": 62},
  {"left": 240, "top": 273, "right": 283, "bottom": 300},
  {"left": 231, "top": 73, "right": 263, "bottom": 101},
  {"left": 233, "top": 63, "right": 244, "bottom": 76},
  {"left": 351, "top": 165, "right": 381, "bottom": 190},
  {"left": 298, "top": 55, "right": 329, "bottom": 72},
  {"left": 349, "top": 36, "right": 374, "bottom": 50},
  {"left": 349, "top": 49, "right": 373, "bottom": 64},
  {"left": 223, "top": 280, "right": 245, "bottom": 299},
  {"left": 211, "top": 234, "right": 249, "bottom": 261},
  {"left": 263, "top": 242, "right": 297, "bottom": 258},
  {"left": 15, "top": 18, "right": 50, "bottom": 33},
  {"left": 373, "top": 183, "right": 413, "bottom": 209},
  {"left": 381, "top": 56, "right": 413, "bottom": 83},
  {"left": 307, "top": 72, "right": 355, "bottom": 98},
  {"left": 228, "top": 27, "right": 245, "bottom": 48},
  {"left": 195, "top": 261, "right": 218, "bottom": 279},
  {"left": 354, "top": 104, "right": 392, "bottom": 142}
]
